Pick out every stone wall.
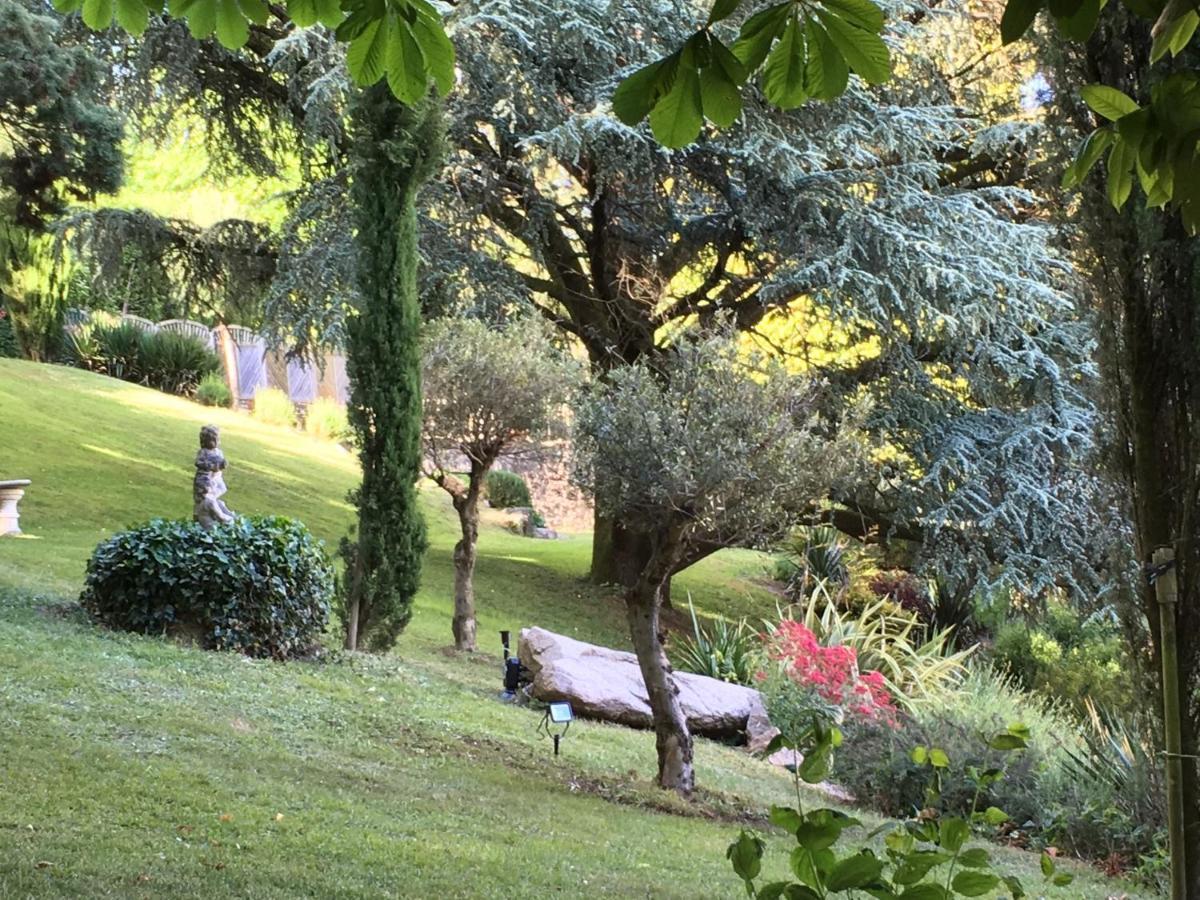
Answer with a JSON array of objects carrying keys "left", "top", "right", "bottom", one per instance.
[{"left": 493, "top": 443, "right": 593, "bottom": 533}]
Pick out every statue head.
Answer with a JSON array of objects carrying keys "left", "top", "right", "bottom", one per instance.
[{"left": 200, "top": 424, "right": 220, "bottom": 450}]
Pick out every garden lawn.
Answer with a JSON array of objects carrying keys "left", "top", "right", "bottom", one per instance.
[{"left": 0, "top": 359, "right": 1154, "bottom": 898}]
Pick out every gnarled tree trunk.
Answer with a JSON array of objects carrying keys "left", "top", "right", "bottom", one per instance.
[
  {"left": 624, "top": 542, "right": 693, "bottom": 795},
  {"left": 451, "top": 467, "right": 485, "bottom": 650},
  {"left": 436, "top": 458, "right": 493, "bottom": 651}
]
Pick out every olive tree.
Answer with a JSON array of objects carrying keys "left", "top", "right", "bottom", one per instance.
[
  {"left": 422, "top": 317, "right": 578, "bottom": 651},
  {"left": 572, "top": 331, "right": 861, "bottom": 795}
]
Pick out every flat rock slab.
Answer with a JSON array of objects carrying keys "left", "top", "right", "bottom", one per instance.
[{"left": 518, "top": 626, "right": 774, "bottom": 743}]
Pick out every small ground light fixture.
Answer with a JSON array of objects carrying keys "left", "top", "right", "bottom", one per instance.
[
  {"left": 499, "top": 630, "right": 527, "bottom": 700},
  {"left": 537, "top": 701, "right": 574, "bottom": 756}
]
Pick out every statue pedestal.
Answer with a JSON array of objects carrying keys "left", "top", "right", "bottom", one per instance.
[{"left": 0, "top": 479, "right": 31, "bottom": 535}]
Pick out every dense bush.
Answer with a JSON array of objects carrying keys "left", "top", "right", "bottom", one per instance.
[
  {"left": 833, "top": 666, "right": 1165, "bottom": 871},
  {"left": 252, "top": 387, "right": 297, "bottom": 427},
  {"left": 81, "top": 516, "right": 334, "bottom": 659},
  {"left": 836, "top": 687, "right": 1049, "bottom": 827},
  {"left": 990, "top": 600, "right": 1134, "bottom": 716},
  {"left": 485, "top": 469, "right": 531, "bottom": 508},
  {"left": 1055, "top": 700, "right": 1166, "bottom": 870},
  {"left": 0, "top": 307, "right": 18, "bottom": 357},
  {"left": 868, "top": 570, "right": 933, "bottom": 623},
  {"left": 306, "top": 397, "right": 351, "bottom": 443},
  {"left": 195, "top": 372, "right": 232, "bottom": 407},
  {"left": 66, "top": 320, "right": 220, "bottom": 396}
]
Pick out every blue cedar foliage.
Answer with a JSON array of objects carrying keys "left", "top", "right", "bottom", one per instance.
[{"left": 436, "top": 0, "right": 1102, "bottom": 596}]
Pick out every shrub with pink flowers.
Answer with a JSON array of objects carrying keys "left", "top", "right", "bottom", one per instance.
[{"left": 762, "top": 619, "right": 899, "bottom": 728}]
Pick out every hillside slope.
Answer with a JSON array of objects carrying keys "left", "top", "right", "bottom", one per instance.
[{"left": 0, "top": 360, "right": 1150, "bottom": 898}]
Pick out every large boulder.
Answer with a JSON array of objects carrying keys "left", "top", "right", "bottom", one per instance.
[{"left": 518, "top": 626, "right": 773, "bottom": 743}]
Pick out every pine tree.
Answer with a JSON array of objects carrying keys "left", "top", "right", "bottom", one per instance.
[{"left": 340, "top": 85, "right": 443, "bottom": 651}]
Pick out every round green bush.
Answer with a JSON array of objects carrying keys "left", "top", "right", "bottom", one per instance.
[
  {"left": 485, "top": 469, "right": 531, "bottom": 508},
  {"left": 81, "top": 516, "right": 334, "bottom": 659},
  {"left": 195, "top": 372, "right": 233, "bottom": 407}
]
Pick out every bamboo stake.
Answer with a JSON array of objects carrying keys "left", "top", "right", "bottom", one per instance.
[{"left": 1153, "top": 546, "right": 1186, "bottom": 900}]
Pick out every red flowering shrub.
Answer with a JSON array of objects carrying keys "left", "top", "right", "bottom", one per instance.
[{"left": 764, "top": 619, "right": 899, "bottom": 727}]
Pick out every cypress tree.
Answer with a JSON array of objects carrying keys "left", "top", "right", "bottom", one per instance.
[{"left": 341, "top": 85, "right": 444, "bottom": 651}]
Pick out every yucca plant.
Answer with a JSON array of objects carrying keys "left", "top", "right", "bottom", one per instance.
[
  {"left": 137, "top": 330, "right": 219, "bottom": 395},
  {"left": 93, "top": 322, "right": 144, "bottom": 381},
  {"left": 64, "top": 321, "right": 103, "bottom": 371},
  {"left": 1065, "top": 699, "right": 1163, "bottom": 810},
  {"left": 779, "top": 525, "right": 850, "bottom": 597},
  {"left": 672, "top": 597, "right": 762, "bottom": 686},
  {"left": 777, "top": 592, "right": 975, "bottom": 711}
]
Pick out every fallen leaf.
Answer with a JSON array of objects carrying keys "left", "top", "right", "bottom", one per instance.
[{"left": 35, "top": 861, "right": 53, "bottom": 869}]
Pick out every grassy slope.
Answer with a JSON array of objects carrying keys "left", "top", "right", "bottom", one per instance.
[{"left": 0, "top": 359, "right": 1150, "bottom": 898}]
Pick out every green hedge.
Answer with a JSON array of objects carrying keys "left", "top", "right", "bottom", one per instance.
[
  {"left": 81, "top": 516, "right": 334, "bottom": 659},
  {"left": 486, "top": 469, "right": 531, "bottom": 508}
]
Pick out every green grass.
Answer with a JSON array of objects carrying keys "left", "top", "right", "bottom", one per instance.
[{"left": 0, "top": 359, "right": 1155, "bottom": 898}]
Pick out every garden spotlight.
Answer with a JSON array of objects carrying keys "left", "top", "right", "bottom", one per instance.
[{"left": 537, "top": 701, "right": 573, "bottom": 756}]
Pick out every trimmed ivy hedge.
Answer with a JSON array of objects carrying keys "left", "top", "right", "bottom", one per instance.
[{"left": 81, "top": 516, "right": 335, "bottom": 659}]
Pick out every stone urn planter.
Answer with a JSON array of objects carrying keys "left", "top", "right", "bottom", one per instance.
[{"left": 0, "top": 479, "right": 31, "bottom": 535}]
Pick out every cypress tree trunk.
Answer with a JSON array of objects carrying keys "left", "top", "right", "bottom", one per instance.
[{"left": 342, "top": 86, "right": 443, "bottom": 652}]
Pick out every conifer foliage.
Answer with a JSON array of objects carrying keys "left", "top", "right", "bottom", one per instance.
[{"left": 339, "top": 85, "right": 443, "bottom": 652}]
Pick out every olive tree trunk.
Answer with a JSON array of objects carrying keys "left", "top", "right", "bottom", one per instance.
[
  {"left": 624, "top": 544, "right": 694, "bottom": 795},
  {"left": 450, "top": 461, "right": 488, "bottom": 651}
]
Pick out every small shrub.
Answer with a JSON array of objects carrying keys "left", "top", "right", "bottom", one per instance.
[
  {"left": 94, "top": 322, "right": 144, "bottom": 380},
  {"left": 306, "top": 397, "right": 351, "bottom": 442},
  {"left": 0, "top": 307, "right": 18, "bottom": 358},
  {"left": 485, "top": 469, "right": 531, "bottom": 508},
  {"left": 1054, "top": 699, "right": 1166, "bottom": 865},
  {"left": 928, "top": 576, "right": 982, "bottom": 645},
  {"left": 869, "top": 569, "right": 933, "bottom": 623},
  {"left": 138, "top": 330, "right": 220, "bottom": 395},
  {"left": 728, "top": 689, "right": 1073, "bottom": 900},
  {"left": 253, "top": 387, "right": 297, "bottom": 427},
  {"left": 81, "top": 516, "right": 334, "bottom": 659},
  {"left": 834, "top": 669, "right": 1067, "bottom": 828},
  {"left": 990, "top": 600, "right": 1134, "bottom": 715},
  {"left": 195, "top": 372, "right": 233, "bottom": 407},
  {"left": 672, "top": 599, "right": 762, "bottom": 686}
]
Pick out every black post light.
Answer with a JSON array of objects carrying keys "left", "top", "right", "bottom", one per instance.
[{"left": 537, "top": 701, "right": 574, "bottom": 756}]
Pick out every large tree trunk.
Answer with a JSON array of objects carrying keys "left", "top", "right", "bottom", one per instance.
[
  {"left": 625, "top": 559, "right": 694, "bottom": 796},
  {"left": 451, "top": 464, "right": 486, "bottom": 651},
  {"left": 1067, "top": 17, "right": 1200, "bottom": 884},
  {"left": 591, "top": 512, "right": 653, "bottom": 585}
]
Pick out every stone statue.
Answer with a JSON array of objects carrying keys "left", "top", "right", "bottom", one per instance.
[{"left": 193, "top": 425, "right": 236, "bottom": 529}]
